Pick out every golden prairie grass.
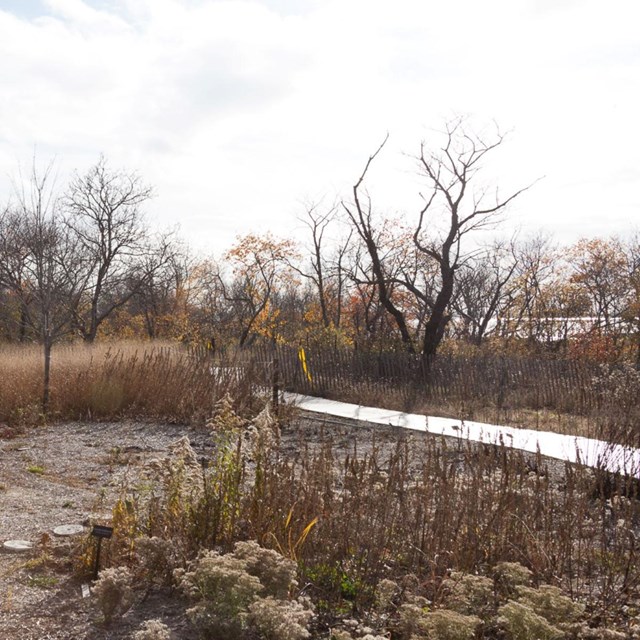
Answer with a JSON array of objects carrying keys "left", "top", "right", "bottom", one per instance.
[{"left": 0, "top": 340, "right": 256, "bottom": 425}]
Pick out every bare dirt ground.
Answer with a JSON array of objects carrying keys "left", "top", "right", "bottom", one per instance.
[{"left": 0, "top": 412, "right": 433, "bottom": 639}]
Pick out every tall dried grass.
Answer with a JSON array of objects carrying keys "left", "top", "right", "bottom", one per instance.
[
  {"left": 250, "top": 426, "right": 640, "bottom": 618},
  {"left": 99, "top": 412, "right": 640, "bottom": 627},
  {"left": 0, "top": 341, "right": 257, "bottom": 425}
]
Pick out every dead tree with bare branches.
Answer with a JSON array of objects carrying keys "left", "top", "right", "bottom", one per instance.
[{"left": 344, "top": 119, "right": 533, "bottom": 359}]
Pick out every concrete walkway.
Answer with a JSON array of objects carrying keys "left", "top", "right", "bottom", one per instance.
[{"left": 284, "top": 393, "right": 640, "bottom": 477}]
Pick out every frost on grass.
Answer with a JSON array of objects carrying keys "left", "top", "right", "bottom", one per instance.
[{"left": 93, "top": 566, "right": 134, "bottom": 623}]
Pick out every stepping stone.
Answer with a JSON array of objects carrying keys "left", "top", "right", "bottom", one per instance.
[
  {"left": 53, "top": 524, "right": 84, "bottom": 536},
  {"left": 3, "top": 540, "right": 33, "bottom": 553}
]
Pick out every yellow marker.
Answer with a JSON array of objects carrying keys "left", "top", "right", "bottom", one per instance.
[{"left": 298, "top": 347, "right": 312, "bottom": 382}]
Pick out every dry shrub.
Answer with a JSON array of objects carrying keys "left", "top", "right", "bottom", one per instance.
[
  {"left": 493, "top": 562, "right": 532, "bottom": 598},
  {"left": 176, "top": 549, "right": 263, "bottom": 639},
  {"left": 590, "top": 364, "right": 640, "bottom": 447},
  {"left": 148, "top": 435, "right": 205, "bottom": 502},
  {"left": 131, "top": 619, "right": 172, "bottom": 640},
  {"left": 207, "top": 393, "right": 247, "bottom": 432},
  {"left": 233, "top": 540, "right": 298, "bottom": 599},
  {"left": 497, "top": 600, "right": 563, "bottom": 640},
  {"left": 441, "top": 571, "right": 494, "bottom": 617},
  {"left": 176, "top": 543, "right": 312, "bottom": 640},
  {"left": 374, "top": 578, "right": 401, "bottom": 612},
  {"left": 516, "top": 584, "right": 585, "bottom": 625},
  {"left": 243, "top": 402, "right": 280, "bottom": 460},
  {"left": 134, "top": 537, "right": 175, "bottom": 587},
  {"left": 580, "top": 629, "right": 627, "bottom": 640},
  {"left": 248, "top": 596, "right": 313, "bottom": 640},
  {"left": 93, "top": 566, "right": 134, "bottom": 623},
  {"left": 398, "top": 605, "right": 480, "bottom": 640},
  {"left": 75, "top": 393, "right": 638, "bottom": 633},
  {"left": 97, "top": 422, "right": 249, "bottom": 574},
  {"left": 247, "top": 425, "right": 638, "bottom": 626}
]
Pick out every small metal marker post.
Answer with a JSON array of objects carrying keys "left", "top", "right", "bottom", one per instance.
[{"left": 91, "top": 525, "right": 113, "bottom": 580}]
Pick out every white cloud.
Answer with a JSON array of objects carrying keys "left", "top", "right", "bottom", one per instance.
[
  {"left": 1, "top": 0, "right": 639, "bottom": 254},
  {"left": 42, "top": 0, "right": 130, "bottom": 31}
]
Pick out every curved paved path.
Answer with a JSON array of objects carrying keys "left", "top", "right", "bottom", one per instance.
[{"left": 285, "top": 393, "right": 640, "bottom": 477}]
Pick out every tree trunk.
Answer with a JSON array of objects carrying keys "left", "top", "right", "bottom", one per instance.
[
  {"left": 422, "top": 269, "right": 454, "bottom": 358},
  {"left": 19, "top": 303, "right": 29, "bottom": 342},
  {"left": 42, "top": 337, "right": 52, "bottom": 413}
]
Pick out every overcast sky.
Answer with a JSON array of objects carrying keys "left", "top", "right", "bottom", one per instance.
[{"left": 1, "top": 0, "right": 638, "bottom": 255}]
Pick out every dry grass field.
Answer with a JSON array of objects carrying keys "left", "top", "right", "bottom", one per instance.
[{"left": 0, "top": 341, "right": 639, "bottom": 639}]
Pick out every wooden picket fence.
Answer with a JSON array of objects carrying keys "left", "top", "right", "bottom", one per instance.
[
  {"left": 185, "top": 340, "right": 638, "bottom": 417},
  {"left": 239, "top": 344, "right": 611, "bottom": 415}
]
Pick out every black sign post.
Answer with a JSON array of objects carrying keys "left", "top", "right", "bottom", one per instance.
[{"left": 91, "top": 525, "right": 113, "bottom": 580}]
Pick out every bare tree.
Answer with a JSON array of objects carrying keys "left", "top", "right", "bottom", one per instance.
[
  {"left": 289, "top": 201, "right": 353, "bottom": 335},
  {"left": 1, "top": 163, "right": 84, "bottom": 410},
  {"left": 125, "top": 232, "right": 183, "bottom": 339},
  {"left": 452, "top": 240, "right": 518, "bottom": 345},
  {"left": 296, "top": 202, "right": 337, "bottom": 329},
  {"left": 569, "top": 237, "right": 629, "bottom": 335},
  {"left": 343, "top": 135, "right": 417, "bottom": 352},
  {"left": 62, "top": 156, "right": 153, "bottom": 342},
  {"left": 345, "top": 119, "right": 533, "bottom": 358},
  {"left": 622, "top": 233, "right": 640, "bottom": 364},
  {"left": 0, "top": 206, "right": 33, "bottom": 342},
  {"left": 412, "top": 119, "right": 532, "bottom": 357},
  {"left": 187, "top": 257, "right": 226, "bottom": 347},
  {"left": 504, "top": 233, "right": 559, "bottom": 344}
]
